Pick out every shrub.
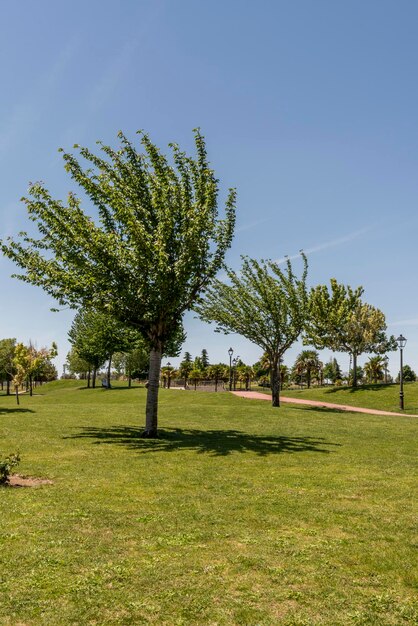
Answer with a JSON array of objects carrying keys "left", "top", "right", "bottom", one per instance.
[{"left": 0, "top": 452, "right": 20, "bottom": 484}]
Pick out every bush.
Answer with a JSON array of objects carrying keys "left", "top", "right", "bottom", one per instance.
[{"left": 0, "top": 452, "right": 20, "bottom": 484}]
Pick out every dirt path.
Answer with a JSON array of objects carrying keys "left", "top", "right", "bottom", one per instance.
[{"left": 231, "top": 390, "right": 417, "bottom": 417}]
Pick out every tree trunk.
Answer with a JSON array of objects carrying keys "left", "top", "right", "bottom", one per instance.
[
  {"left": 15, "top": 385, "right": 19, "bottom": 406},
  {"left": 142, "top": 347, "right": 162, "bottom": 437},
  {"left": 352, "top": 354, "right": 358, "bottom": 387},
  {"left": 29, "top": 375, "right": 33, "bottom": 396},
  {"left": 107, "top": 355, "right": 112, "bottom": 389},
  {"left": 6, "top": 377, "right": 10, "bottom": 396},
  {"left": 128, "top": 374, "right": 132, "bottom": 388},
  {"left": 270, "top": 354, "right": 280, "bottom": 407},
  {"left": 92, "top": 367, "right": 97, "bottom": 388},
  {"left": 87, "top": 369, "right": 91, "bottom": 388}
]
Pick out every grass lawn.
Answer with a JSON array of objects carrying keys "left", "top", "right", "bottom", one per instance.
[
  {"left": 0, "top": 381, "right": 417, "bottom": 625},
  {"left": 255, "top": 381, "right": 418, "bottom": 415}
]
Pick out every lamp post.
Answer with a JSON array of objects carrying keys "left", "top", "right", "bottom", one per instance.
[
  {"left": 396, "top": 335, "right": 407, "bottom": 410},
  {"left": 228, "top": 347, "right": 233, "bottom": 391},
  {"left": 232, "top": 357, "right": 239, "bottom": 391}
]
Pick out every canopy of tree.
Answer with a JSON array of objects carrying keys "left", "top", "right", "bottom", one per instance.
[
  {"left": 1, "top": 130, "right": 236, "bottom": 435},
  {"left": 196, "top": 254, "right": 308, "bottom": 406},
  {"left": 304, "top": 278, "right": 396, "bottom": 387}
]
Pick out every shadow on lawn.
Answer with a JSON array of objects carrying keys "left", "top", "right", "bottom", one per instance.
[
  {"left": 0, "top": 407, "right": 35, "bottom": 415},
  {"left": 321, "top": 383, "right": 394, "bottom": 395},
  {"left": 65, "top": 426, "right": 340, "bottom": 456}
]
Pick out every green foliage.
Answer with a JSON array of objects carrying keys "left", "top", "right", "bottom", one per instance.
[
  {"left": 0, "top": 451, "right": 20, "bottom": 484},
  {"left": 323, "top": 357, "right": 342, "bottom": 384},
  {"left": 201, "top": 348, "right": 209, "bottom": 368},
  {"left": 1, "top": 129, "right": 235, "bottom": 435},
  {"left": 292, "top": 350, "right": 322, "bottom": 388},
  {"left": 0, "top": 338, "right": 16, "bottom": 394},
  {"left": 196, "top": 254, "right": 308, "bottom": 406},
  {"left": 364, "top": 356, "right": 385, "bottom": 383},
  {"left": 12, "top": 342, "right": 57, "bottom": 401},
  {"left": 183, "top": 351, "right": 192, "bottom": 363},
  {"left": 396, "top": 364, "right": 417, "bottom": 383},
  {"left": 66, "top": 346, "right": 91, "bottom": 378},
  {"left": 305, "top": 278, "right": 396, "bottom": 386}
]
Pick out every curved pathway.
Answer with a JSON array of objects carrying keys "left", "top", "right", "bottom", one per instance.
[{"left": 231, "top": 390, "right": 417, "bottom": 417}]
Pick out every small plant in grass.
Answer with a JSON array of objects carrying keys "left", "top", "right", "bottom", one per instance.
[{"left": 0, "top": 452, "right": 20, "bottom": 484}]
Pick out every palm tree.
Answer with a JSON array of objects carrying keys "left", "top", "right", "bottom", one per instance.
[
  {"left": 207, "top": 363, "right": 227, "bottom": 392},
  {"left": 236, "top": 365, "right": 254, "bottom": 391},
  {"left": 188, "top": 368, "right": 203, "bottom": 391},
  {"left": 292, "top": 350, "right": 322, "bottom": 389},
  {"left": 364, "top": 356, "right": 384, "bottom": 383}
]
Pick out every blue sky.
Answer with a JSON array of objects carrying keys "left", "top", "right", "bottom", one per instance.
[{"left": 1, "top": 0, "right": 418, "bottom": 377}]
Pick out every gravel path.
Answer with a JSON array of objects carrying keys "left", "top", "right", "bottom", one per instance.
[{"left": 231, "top": 390, "right": 417, "bottom": 417}]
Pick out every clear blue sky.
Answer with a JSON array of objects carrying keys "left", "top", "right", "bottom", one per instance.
[{"left": 1, "top": 0, "right": 418, "bottom": 377}]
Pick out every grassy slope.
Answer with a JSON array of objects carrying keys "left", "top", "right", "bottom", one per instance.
[
  {"left": 0, "top": 381, "right": 417, "bottom": 625},
  {"left": 255, "top": 382, "right": 418, "bottom": 414}
]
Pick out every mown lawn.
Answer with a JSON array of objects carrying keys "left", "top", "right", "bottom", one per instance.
[
  {"left": 256, "top": 381, "right": 418, "bottom": 414},
  {"left": 0, "top": 381, "right": 417, "bottom": 625}
]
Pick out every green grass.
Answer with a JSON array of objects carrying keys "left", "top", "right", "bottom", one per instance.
[
  {"left": 255, "top": 381, "right": 418, "bottom": 414},
  {"left": 0, "top": 381, "right": 417, "bottom": 625}
]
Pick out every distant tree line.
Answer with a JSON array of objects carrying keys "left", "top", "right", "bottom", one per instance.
[{"left": 0, "top": 338, "right": 58, "bottom": 404}]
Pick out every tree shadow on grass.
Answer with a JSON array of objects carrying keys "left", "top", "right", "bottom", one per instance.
[
  {"left": 321, "top": 383, "right": 393, "bottom": 395},
  {"left": 65, "top": 426, "right": 340, "bottom": 456},
  {"left": 293, "top": 405, "right": 359, "bottom": 415},
  {"left": 0, "top": 407, "right": 35, "bottom": 415}
]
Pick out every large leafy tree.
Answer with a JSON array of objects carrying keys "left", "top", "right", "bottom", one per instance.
[
  {"left": 196, "top": 254, "right": 308, "bottom": 406},
  {"left": 1, "top": 130, "right": 236, "bottom": 436},
  {"left": 305, "top": 279, "right": 396, "bottom": 387}
]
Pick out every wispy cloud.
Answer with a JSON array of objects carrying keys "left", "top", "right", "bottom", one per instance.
[
  {"left": 275, "top": 226, "right": 371, "bottom": 264},
  {"left": 388, "top": 318, "right": 418, "bottom": 327},
  {"left": 236, "top": 217, "right": 271, "bottom": 233}
]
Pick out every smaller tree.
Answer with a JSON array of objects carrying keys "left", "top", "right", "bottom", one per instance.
[
  {"left": 68, "top": 308, "right": 139, "bottom": 388},
  {"left": 188, "top": 368, "right": 203, "bottom": 391},
  {"left": 236, "top": 364, "right": 254, "bottom": 391},
  {"left": 196, "top": 254, "right": 308, "bottom": 406},
  {"left": 305, "top": 279, "right": 397, "bottom": 387},
  {"left": 201, "top": 349, "right": 210, "bottom": 368},
  {"left": 207, "top": 363, "right": 227, "bottom": 392},
  {"left": 396, "top": 364, "right": 417, "bottom": 383},
  {"left": 323, "top": 358, "right": 342, "bottom": 384},
  {"left": 67, "top": 347, "right": 91, "bottom": 381},
  {"left": 0, "top": 338, "right": 16, "bottom": 395},
  {"left": 12, "top": 342, "right": 57, "bottom": 404},
  {"left": 364, "top": 356, "right": 385, "bottom": 383},
  {"left": 292, "top": 350, "right": 322, "bottom": 389}
]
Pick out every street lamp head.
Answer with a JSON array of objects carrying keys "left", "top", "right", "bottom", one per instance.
[
  {"left": 396, "top": 334, "right": 407, "bottom": 349},
  {"left": 228, "top": 347, "right": 233, "bottom": 357}
]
